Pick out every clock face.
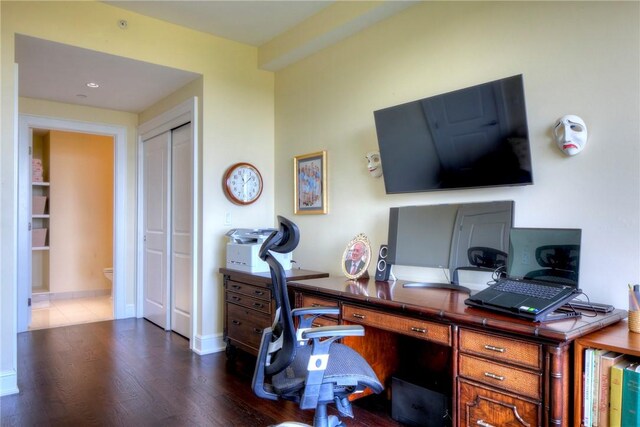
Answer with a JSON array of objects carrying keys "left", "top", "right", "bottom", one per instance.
[{"left": 224, "top": 163, "right": 263, "bottom": 205}]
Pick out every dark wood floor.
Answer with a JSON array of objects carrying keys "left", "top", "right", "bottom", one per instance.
[{"left": 1, "top": 319, "right": 404, "bottom": 426}]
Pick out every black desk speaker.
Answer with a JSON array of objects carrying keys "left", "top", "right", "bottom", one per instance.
[{"left": 375, "top": 244, "right": 392, "bottom": 281}]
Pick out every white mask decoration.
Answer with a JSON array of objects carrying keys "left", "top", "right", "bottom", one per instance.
[
  {"left": 553, "top": 115, "right": 588, "bottom": 156},
  {"left": 366, "top": 151, "right": 383, "bottom": 178}
]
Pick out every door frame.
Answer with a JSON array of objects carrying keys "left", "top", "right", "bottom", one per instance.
[
  {"left": 17, "top": 114, "right": 128, "bottom": 331},
  {"left": 136, "top": 97, "right": 199, "bottom": 349}
]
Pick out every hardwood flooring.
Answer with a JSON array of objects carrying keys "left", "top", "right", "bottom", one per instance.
[{"left": 1, "top": 319, "right": 403, "bottom": 426}]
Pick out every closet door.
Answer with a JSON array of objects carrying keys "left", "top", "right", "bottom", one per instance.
[
  {"left": 142, "top": 132, "right": 170, "bottom": 329},
  {"left": 170, "top": 123, "right": 192, "bottom": 337}
]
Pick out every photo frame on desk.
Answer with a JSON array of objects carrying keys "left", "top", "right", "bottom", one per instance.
[
  {"left": 342, "top": 233, "right": 371, "bottom": 280},
  {"left": 294, "top": 151, "right": 327, "bottom": 215}
]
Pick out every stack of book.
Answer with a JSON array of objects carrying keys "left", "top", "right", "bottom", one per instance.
[{"left": 582, "top": 348, "right": 640, "bottom": 427}]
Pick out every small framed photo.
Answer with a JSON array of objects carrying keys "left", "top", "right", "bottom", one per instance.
[
  {"left": 342, "top": 233, "right": 371, "bottom": 280},
  {"left": 294, "top": 151, "right": 328, "bottom": 215}
]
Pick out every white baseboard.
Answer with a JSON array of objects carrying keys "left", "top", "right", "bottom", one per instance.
[
  {"left": 192, "top": 332, "right": 225, "bottom": 355},
  {"left": 125, "top": 304, "right": 136, "bottom": 318},
  {"left": 32, "top": 288, "right": 111, "bottom": 302},
  {"left": 0, "top": 369, "right": 19, "bottom": 396}
]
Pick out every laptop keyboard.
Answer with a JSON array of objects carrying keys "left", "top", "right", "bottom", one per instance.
[{"left": 494, "top": 279, "right": 563, "bottom": 300}]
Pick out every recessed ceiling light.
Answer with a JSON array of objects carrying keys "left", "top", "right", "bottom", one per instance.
[{"left": 86, "top": 82, "right": 100, "bottom": 88}]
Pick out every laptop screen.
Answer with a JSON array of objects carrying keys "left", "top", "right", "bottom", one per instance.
[{"left": 507, "top": 228, "right": 582, "bottom": 287}]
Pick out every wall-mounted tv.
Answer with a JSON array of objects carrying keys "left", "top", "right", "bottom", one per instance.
[{"left": 374, "top": 75, "right": 533, "bottom": 194}]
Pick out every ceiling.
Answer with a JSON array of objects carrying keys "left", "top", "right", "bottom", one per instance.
[
  {"left": 103, "top": 1, "right": 334, "bottom": 47},
  {"left": 15, "top": 1, "right": 407, "bottom": 113}
]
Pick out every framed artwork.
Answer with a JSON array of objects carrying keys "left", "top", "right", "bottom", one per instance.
[
  {"left": 342, "top": 233, "right": 371, "bottom": 280},
  {"left": 294, "top": 151, "right": 328, "bottom": 215}
]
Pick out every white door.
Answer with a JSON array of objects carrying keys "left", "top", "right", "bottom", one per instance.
[
  {"left": 142, "top": 131, "right": 170, "bottom": 329},
  {"left": 170, "top": 123, "right": 192, "bottom": 337},
  {"left": 142, "top": 124, "right": 193, "bottom": 335}
]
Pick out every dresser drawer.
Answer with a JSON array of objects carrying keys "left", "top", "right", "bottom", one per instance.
[
  {"left": 459, "top": 354, "right": 541, "bottom": 400},
  {"left": 459, "top": 329, "right": 542, "bottom": 370},
  {"left": 226, "top": 303, "right": 270, "bottom": 350},
  {"left": 226, "top": 280, "right": 271, "bottom": 301},
  {"left": 226, "top": 291, "right": 271, "bottom": 314},
  {"left": 342, "top": 304, "right": 451, "bottom": 346}
]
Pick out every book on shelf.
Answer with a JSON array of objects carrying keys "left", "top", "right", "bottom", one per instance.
[
  {"left": 597, "top": 351, "right": 625, "bottom": 427},
  {"left": 584, "top": 348, "right": 594, "bottom": 427},
  {"left": 610, "top": 358, "right": 633, "bottom": 427},
  {"left": 592, "top": 349, "right": 604, "bottom": 426},
  {"left": 621, "top": 363, "right": 640, "bottom": 427}
]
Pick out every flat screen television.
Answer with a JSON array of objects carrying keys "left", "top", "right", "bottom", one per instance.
[{"left": 374, "top": 75, "right": 533, "bottom": 194}]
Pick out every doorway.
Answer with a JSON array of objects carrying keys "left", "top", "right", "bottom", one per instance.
[
  {"left": 17, "top": 114, "right": 128, "bottom": 332},
  {"left": 30, "top": 128, "right": 114, "bottom": 329}
]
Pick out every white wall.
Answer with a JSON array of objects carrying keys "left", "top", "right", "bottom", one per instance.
[{"left": 274, "top": 2, "right": 640, "bottom": 310}]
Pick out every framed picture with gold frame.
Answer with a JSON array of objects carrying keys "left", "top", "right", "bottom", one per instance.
[
  {"left": 342, "top": 233, "right": 371, "bottom": 280},
  {"left": 294, "top": 151, "right": 328, "bottom": 215}
]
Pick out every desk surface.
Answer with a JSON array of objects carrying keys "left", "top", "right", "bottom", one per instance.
[{"left": 288, "top": 276, "right": 627, "bottom": 343}]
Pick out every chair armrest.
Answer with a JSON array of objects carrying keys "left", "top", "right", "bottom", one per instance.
[
  {"left": 301, "top": 324, "right": 364, "bottom": 340},
  {"left": 292, "top": 306, "right": 340, "bottom": 317}
]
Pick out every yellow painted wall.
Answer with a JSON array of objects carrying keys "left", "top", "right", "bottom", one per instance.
[
  {"left": 2, "top": 0, "right": 275, "bottom": 379},
  {"left": 274, "top": 1, "right": 640, "bottom": 309},
  {"left": 49, "top": 130, "right": 113, "bottom": 294}
]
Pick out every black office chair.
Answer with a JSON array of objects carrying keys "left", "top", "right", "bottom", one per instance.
[{"left": 252, "top": 216, "right": 383, "bottom": 427}]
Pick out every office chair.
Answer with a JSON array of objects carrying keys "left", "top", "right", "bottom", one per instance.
[{"left": 252, "top": 216, "right": 383, "bottom": 427}]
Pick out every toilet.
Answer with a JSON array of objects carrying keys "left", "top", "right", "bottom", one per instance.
[{"left": 103, "top": 267, "right": 113, "bottom": 297}]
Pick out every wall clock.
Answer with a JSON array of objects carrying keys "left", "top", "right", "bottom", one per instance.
[{"left": 223, "top": 162, "right": 263, "bottom": 205}]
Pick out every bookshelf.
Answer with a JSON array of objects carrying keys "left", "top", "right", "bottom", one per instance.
[{"left": 574, "top": 319, "right": 640, "bottom": 426}]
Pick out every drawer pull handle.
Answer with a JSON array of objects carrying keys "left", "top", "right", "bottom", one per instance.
[
  {"left": 477, "top": 420, "right": 495, "bottom": 427},
  {"left": 311, "top": 303, "right": 322, "bottom": 307},
  {"left": 352, "top": 313, "right": 366, "bottom": 319},
  {"left": 484, "top": 344, "right": 505, "bottom": 353},
  {"left": 484, "top": 372, "right": 505, "bottom": 381},
  {"left": 312, "top": 322, "right": 322, "bottom": 328},
  {"left": 253, "top": 328, "right": 262, "bottom": 334},
  {"left": 410, "top": 327, "right": 426, "bottom": 334},
  {"left": 254, "top": 290, "right": 265, "bottom": 296},
  {"left": 232, "top": 320, "right": 241, "bottom": 326},
  {"left": 253, "top": 302, "right": 264, "bottom": 309},
  {"left": 231, "top": 285, "right": 241, "bottom": 290},
  {"left": 231, "top": 296, "right": 241, "bottom": 301}
]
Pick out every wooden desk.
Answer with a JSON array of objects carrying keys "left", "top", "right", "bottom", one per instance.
[
  {"left": 287, "top": 276, "right": 626, "bottom": 427},
  {"left": 219, "top": 268, "right": 329, "bottom": 356}
]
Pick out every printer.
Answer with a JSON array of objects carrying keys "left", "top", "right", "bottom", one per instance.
[{"left": 225, "top": 228, "right": 293, "bottom": 273}]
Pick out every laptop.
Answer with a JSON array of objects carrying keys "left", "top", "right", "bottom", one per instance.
[{"left": 465, "top": 228, "right": 582, "bottom": 321}]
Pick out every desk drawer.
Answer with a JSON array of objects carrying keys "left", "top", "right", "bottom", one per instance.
[
  {"left": 459, "top": 329, "right": 541, "bottom": 370},
  {"left": 226, "top": 280, "right": 271, "bottom": 301},
  {"left": 226, "top": 303, "right": 270, "bottom": 350},
  {"left": 226, "top": 291, "right": 271, "bottom": 314},
  {"left": 342, "top": 304, "right": 451, "bottom": 346},
  {"left": 458, "top": 379, "right": 540, "bottom": 427},
  {"left": 459, "top": 354, "right": 541, "bottom": 400},
  {"left": 300, "top": 294, "right": 339, "bottom": 320}
]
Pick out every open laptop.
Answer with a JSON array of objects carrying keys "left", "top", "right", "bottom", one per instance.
[{"left": 465, "top": 228, "right": 582, "bottom": 321}]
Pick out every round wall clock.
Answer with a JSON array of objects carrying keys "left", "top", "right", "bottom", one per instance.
[{"left": 223, "top": 162, "right": 263, "bottom": 205}]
